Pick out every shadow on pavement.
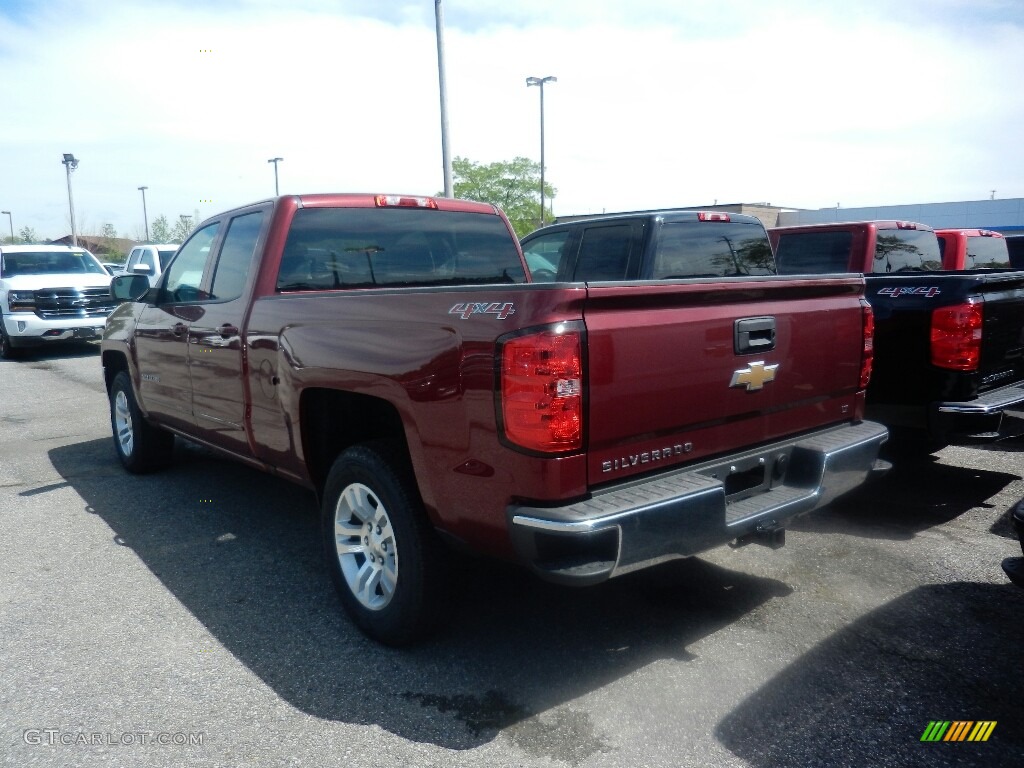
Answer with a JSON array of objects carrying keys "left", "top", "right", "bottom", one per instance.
[
  {"left": 716, "top": 581, "right": 1024, "bottom": 767},
  {"left": 48, "top": 437, "right": 791, "bottom": 754},
  {"left": 790, "top": 454, "right": 1019, "bottom": 541},
  {"left": 3, "top": 340, "right": 100, "bottom": 362}
]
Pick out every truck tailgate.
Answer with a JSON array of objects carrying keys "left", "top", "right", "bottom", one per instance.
[
  {"left": 976, "top": 272, "right": 1024, "bottom": 393},
  {"left": 583, "top": 277, "right": 867, "bottom": 484}
]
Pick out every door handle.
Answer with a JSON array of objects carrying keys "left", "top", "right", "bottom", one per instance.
[
  {"left": 171, "top": 322, "right": 187, "bottom": 337},
  {"left": 734, "top": 317, "right": 776, "bottom": 354},
  {"left": 218, "top": 324, "right": 239, "bottom": 339}
]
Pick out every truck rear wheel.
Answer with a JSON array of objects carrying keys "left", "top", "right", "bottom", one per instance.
[
  {"left": 321, "top": 442, "right": 449, "bottom": 646},
  {"left": 109, "top": 371, "right": 175, "bottom": 473}
]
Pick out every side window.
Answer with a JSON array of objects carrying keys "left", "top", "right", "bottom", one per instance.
[
  {"left": 209, "top": 212, "right": 266, "bottom": 301},
  {"left": 163, "top": 222, "right": 219, "bottom": 303},
  {"left": 140, "top": 249, "right": 156, "bottom": 271},
  {"left": 126, "top": 248, "right": 141, "bottom": 269},
  {"left": 575, "top": 225, "right": 632, "bottom": 281},
  {"left": 522, "top": 231, "right": 570, "bottom": 282}
]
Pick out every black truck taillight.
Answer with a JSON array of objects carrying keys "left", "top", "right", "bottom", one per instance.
[
  {"left": 931, "top": 300, "right": 982, "bottom": 371},
  {"left": 499, "top": 324, "right": 583, "bottom": 453}
]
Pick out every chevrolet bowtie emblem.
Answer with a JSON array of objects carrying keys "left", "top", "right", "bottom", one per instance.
[{"left": 730, "top": 361, "right": 779, "bottom": 391}]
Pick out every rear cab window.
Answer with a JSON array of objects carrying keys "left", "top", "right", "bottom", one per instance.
[
  {"left": 871, "top": 229, "right": 942, "bottom": 273},
  {"left": 775, "top": 230, "right": 853, "bottom": 274},
  {"left": 650, "top": 221, "right": 775, "bottom": 278},
  {"left": 276, "top": 207, "right": 526, "bottom": 291},
  {"left": 964, "top": 236, "right": 1010, "bottom": 269}
]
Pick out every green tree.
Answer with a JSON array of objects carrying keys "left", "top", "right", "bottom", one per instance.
[
  {"left": 170, "top": 215, "right": 193, "bottom": 244},
  {"left": 97, "top": 222, "right": 126, "bottom": 262},
  {"left": 18, "top": 225, "right": 38, "bottom": 244},
  {"left": 449, "top": 156, "right": 555, "bottom": 238},
  {"left": 151, "top": 215, "right": 172, "bottom": 243}
]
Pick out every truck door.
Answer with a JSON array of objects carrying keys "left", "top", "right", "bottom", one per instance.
[
  {"left": 187, "top": 209, "right": 268, "bottom": 456},
  {"left": 133, "top": 222, "right": 221, "bottom": 432}
]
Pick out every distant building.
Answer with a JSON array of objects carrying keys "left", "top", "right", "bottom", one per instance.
[{"left": 48, "top": 235, "right": 139, "bottom": 259}]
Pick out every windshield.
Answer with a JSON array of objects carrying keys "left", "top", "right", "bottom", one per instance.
[
  {"left": 870, "top": 230, "right": 942, "bottom": 273},
  {"left": 651, "top": 221, "right": 775, "bottom": 278},
  {"left": 0, "top": 250, "right": 109, "bottom": 277}
]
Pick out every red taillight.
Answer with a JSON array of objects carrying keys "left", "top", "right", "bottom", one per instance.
[
  {"left": 500, "top": 327, "right": 583, "bottom": 453},
  {"left": 374, "top": 194, "right": 439, "bottom": 209},
  {"left": 697, "top": 212, "right": 730, "bottom": 222},
  {"left": 860, "top": 299, "right": 874, "bottom": 389},
  {"left": 931, "top": 300, "right": 983, "bottom": 371}
]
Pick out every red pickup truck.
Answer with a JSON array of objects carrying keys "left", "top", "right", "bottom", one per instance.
[
  {"left": 102, "top": 194, "right": 887, "bottom": 644},
  {"left": 936, "top": 228, "right": 1011, "bottom": 270}
]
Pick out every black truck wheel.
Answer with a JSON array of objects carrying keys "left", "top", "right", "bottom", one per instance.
[
  {"left": 0, "top": 327, "right": 21, "bottom": 360},
  {"left": 109, "top": 371, "right": 175, "bottom": 473},
  {"left": 321, "top": 442, "right": 449, "bottom": 646}
]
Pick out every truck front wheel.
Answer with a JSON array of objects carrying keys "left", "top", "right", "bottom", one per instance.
[
  {"left": 321, "top": 443, "right": 449, "bottom": 646},
  {"left": 109, "top": 371, "right": 175, "bottom": 473},
  {"left": 0, "top": 327, "right": 21, "bottom": 360}
]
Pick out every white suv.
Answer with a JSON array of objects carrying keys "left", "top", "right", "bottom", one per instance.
[
  {"left": 123, "top": 243, "right": 178, "bottom": 286},
  {"left": 0, "top": 245, "right": 116, "bottom": 358}
]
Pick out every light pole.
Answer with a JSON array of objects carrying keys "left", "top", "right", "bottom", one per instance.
[
  {"left": 138, "top": 186, "right": 149, "bottom": 241},
  {"left": 62, "top": 153, "right": 79, "bottom": 246},
  {"left": 1, "top": 211, "right": 12, "bottom": 243},
  {"left": 434, "top": 0, "right": 453, "bottom": 197},
  {"left": 268, "top": 157, "right": 283, "bottom": 196},
  {"left": 526, "top": 76, "right": 556, "bottom": 227}
]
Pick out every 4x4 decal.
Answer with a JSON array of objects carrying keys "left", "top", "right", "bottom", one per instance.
[
  {"left": 448, "top": 302, "right": 516, "bottom": 320},
  {"left": 877, "top": 286, "right": 941, "bottom": 298}
]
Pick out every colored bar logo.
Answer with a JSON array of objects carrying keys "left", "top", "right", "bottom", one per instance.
[{"left": 921, "top": 721, "right": 997, "bottom": 742}]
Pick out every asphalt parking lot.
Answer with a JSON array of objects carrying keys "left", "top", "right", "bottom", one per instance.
[{"left": 2, "top": 345, "right": 1022, "bottom": 768}]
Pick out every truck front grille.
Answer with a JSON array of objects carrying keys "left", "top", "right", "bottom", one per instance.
[{"left": 33, "top": 287, "right": 117, "bottom": 319}]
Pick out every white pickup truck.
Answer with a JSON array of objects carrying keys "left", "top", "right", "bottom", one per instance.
[{"left": 0, "top": 244, "right": 117, "bottom": 359}]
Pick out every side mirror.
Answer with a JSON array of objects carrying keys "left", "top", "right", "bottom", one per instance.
[
  {"left": 130, "top": 263, "right": 153, "bottom": 274},
  {"left": 111, "top": 274, "right": 151, "bottom": 302}
]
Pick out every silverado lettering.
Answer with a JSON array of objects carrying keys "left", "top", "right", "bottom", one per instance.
[{"left": 602, "top": 442, "right": 694, "bottom": 473}]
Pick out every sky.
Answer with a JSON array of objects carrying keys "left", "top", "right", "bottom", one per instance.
[{"left": 1, "top": 0, "right": 1023, "bottom": 242}]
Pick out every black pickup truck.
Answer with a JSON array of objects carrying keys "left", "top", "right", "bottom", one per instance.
[{"left": 769, "top": 221, "right": 1024, "bottom": 447}]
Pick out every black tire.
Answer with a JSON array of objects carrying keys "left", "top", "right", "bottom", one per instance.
[
  {"left": 0, "top": 327, "right": 21, "bottom": 360},
  {"left": 321, "top": 442, "right": 449, "bottom": 646},
  {"left": 109, "top": 370, "right": 175, "bottom": 473}
]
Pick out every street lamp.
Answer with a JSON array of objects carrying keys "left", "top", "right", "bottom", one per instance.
[
  {"left": 62, "top": 153, "right": 79, "bottom": 246},
  {"left": 526, "top": 75, "right": 556, "bottom": 226},
  {"left": 268, "top": 157, "right": 283, "bottom": 196},
  {"left": 138, "top": 186, "right": 149, "bottom": 241},
  {"left": 1, "top": 210, "right": 12, "bottom": 243},
  {"left": 434, "top": 0, "right": 453, "bottom": 197}
]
